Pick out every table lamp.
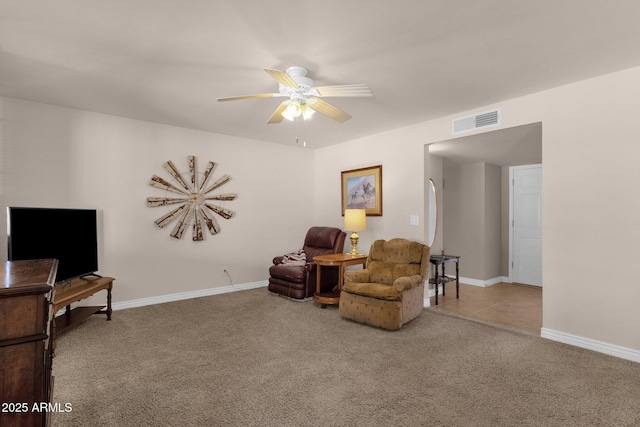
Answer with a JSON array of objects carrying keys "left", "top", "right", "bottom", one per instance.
[{"left": 344, "top": 209, "right": 367, "bottom": 256}]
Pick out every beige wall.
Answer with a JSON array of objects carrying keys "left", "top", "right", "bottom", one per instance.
[
  {"left": 443, "top": 162, "right": 485, "bottom": 279},
  {"left": 500, "top": 166, "right": 510, "bottom": 276},
  {"left": 441, "top": 162, "right": 501, "bottom": 281},
  {"left": 314, "top": 125, "right": 428, "bottom": 250},
  {"left": 538, "top": 67, "right": 640, "bottom": 350},
  {"left": 316, "top": 65, "right": 640, "bottom": 352},
  {"left": 0, "top": 97, "right": 316, "bottom": 303},
  {"left": 483, "top": 163, "right": 502, "bottom": 280}
]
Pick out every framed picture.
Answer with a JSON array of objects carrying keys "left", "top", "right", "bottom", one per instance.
[{"left": 341, "top": 165, "right": 382, "bottom": 216}]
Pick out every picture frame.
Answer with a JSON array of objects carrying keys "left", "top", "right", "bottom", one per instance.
[{"left": 341, "top": 165, "right": 382, "bottom": 216}]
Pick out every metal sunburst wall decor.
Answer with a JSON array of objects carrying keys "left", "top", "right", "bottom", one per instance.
[{"left": 147, "top": 155, "right": 236, "bottom": 240}]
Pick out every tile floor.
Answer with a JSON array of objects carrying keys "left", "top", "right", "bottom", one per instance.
[{"left": 429, "top": 282, "right": 542, "bottom": 334}]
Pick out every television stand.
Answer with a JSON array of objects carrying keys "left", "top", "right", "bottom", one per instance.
[{"left": 52, "top": 276, "right": 115, "bottom": 353}]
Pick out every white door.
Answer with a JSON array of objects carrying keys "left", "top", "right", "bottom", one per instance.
[{"left": 510, "top": 164, "right": 542, "bottom": 286}]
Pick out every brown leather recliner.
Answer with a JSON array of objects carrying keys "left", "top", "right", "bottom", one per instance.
[{"left": 268, "top": 227, "right": 346, "bottom": 300}]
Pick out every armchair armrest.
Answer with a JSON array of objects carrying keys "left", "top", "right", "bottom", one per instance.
[
  {"left": 344, "top": 269, "right": 371, "bottom": 284},
  {"left": 393, "top": 275, "right": 424, "bottom": 292}
]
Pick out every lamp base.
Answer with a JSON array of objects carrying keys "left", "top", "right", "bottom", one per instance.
[{"left": 348, "top": 231, "right": 362, "bottom": 256}]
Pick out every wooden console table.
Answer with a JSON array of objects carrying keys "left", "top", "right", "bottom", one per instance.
[
  {"left": 429, "top": 255, "right": 460, "bottom": 305},
  {"left": 52, "top": 275, "right": 115, "bottom": 352},
  {"left": 313, "top": 253, "right": 368, "bottom": 307}
]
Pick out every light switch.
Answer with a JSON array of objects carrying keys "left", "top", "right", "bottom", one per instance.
[{"left": 410, "top": 215, "right": 419, "bottom": 226}]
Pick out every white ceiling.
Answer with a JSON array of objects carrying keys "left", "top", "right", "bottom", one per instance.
[{"left": 2, "top": 1, "right": 640, "bottom": 149}]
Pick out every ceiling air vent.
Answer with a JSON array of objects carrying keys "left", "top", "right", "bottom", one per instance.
[{"left": 452, "top": 108, "right": 501, "bottom": 135}]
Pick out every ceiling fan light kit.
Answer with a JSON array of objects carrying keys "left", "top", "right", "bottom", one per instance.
[
  {"left": 281, "top": 99, "right": 316, "bottom": 121},
  {"left": 217, "top": 66, "right": 372, "bottom": 124}
]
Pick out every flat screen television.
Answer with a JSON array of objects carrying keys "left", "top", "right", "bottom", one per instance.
[{"left": 7, "top": 207, "right": 99, "bottom": 283}]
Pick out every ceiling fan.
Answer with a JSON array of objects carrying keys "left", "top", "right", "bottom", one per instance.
[{"left": 216, "top": 66, "right": 372, "bottom": 124}]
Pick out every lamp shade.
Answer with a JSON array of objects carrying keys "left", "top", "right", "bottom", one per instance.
[
  {"left": 301, "top": 104, "right": 315, "bottom": 120},
  {"left": 282, "top": 101, "right": 301, "bottom": 121},
  {"left": 344, "top": 209, "right": 367, "bottom": 232}
]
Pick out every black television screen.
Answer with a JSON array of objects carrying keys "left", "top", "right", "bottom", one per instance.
[{"left": 7, "top": 207, "right": 99, "bottom": 283}]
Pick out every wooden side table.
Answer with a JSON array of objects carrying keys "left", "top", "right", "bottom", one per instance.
[
  {"left": 313, "top": 253, "right": 368, "bottom": 307},
  {"left": 429, "top": 255, "right": 460, "bottom": 305},
  {"left": 52, "top": 275, "right": 114, "bottom": 355}
]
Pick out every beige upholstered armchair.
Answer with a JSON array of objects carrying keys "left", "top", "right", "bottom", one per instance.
[{"left": 339, "top": 238, "right": 430, "bottom": 330}]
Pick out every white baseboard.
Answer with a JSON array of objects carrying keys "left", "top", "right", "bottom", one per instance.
[
  {"left": 541, "top": 328, "right": 640, "bottom": 364},
  {"left": 459, "top": 276, "right": 509, "bottom": 287},
  {"left": 111, "top": 281, "right": 268, "bottom": 311},
  {"left": 426, "top": 276, "right": 508, "bottom": 295}
]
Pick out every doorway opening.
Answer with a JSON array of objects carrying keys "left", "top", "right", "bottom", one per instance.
[{"left": 426, "top": 122, "right": 542, "bottom": 331}]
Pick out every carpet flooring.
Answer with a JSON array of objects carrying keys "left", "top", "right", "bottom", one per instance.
[{"left": 51, "top": 288, "right": 640, "bottom": 426}]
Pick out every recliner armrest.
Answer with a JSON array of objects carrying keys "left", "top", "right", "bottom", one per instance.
[
  {"left": 344, "top": 269, "right": 371, "bottom": 284},
  {"left": 393, "top": 275, "right": 424, "bottom": 292}
]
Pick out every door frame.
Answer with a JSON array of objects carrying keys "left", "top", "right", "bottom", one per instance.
[{"left": 509, "top": 163, "right": 542, "bottom": 286}]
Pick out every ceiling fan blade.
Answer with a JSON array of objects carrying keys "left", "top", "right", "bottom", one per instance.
[
  {"left": 313, "top": 84, "right": 372, "bottom": 97},
  {"left": 307, "top": 97, "right": 352, "bottom": 123},
  {"left": 264, "top": 69, "right": 300, "bottom": 89},
  {"left": 267, "top": 101, "right": 289, "bottom": 124},
  {"left": 217, "top": 93, "right": 278, "bottom": 102}
]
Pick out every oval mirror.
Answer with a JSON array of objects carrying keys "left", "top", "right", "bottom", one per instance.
[{"left": 427, "top": 178, "right": 438, "bottom": 247}]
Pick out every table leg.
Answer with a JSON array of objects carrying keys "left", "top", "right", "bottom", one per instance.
[
  {"left": 456, "top": 260, "right": 460, "bottom": 299},
  {"left": 441, "top": 264, "right": 446, "bottom": 297},
  {"left": 434, "top": 264, "right": 439, "bottom": 305},
  {"left": 106, "top": 286, "right": 113, "bottom": 320}
]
